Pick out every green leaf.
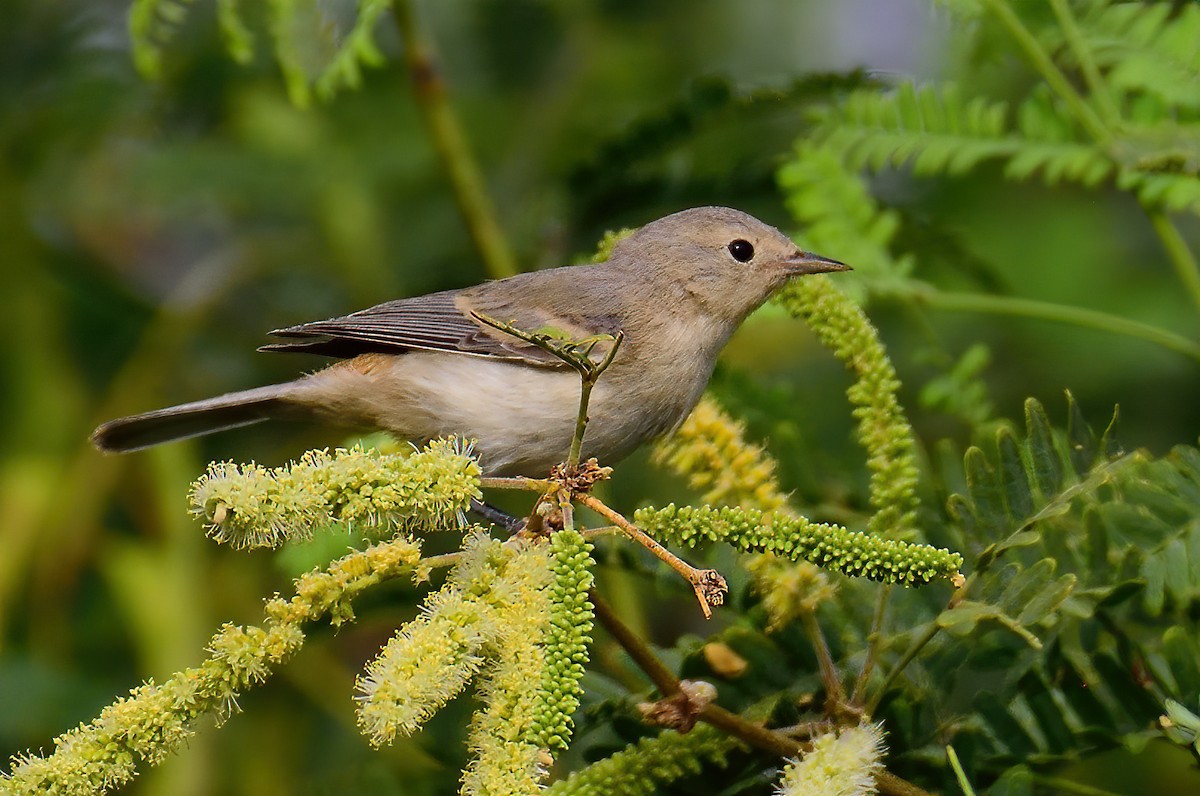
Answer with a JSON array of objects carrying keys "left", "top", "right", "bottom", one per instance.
[
  {"left": 1024, "top": 399, "right": 1063, "bottom": 500},
  {"left": 1162, "top": 627, "right": 1200, "bottom": 698},
  {"left": 987, "top": 765, "right": 1033, "bottom": 796},
  {"left": 965, "top": 446, "right": 1006, "bottom": 536},
  {"left": 1065, "top": 390, "right": 1097, "bottom": 477},
  {"left": 997, "top": 559, "right": 1056, "bottom": 617},
  {"left": 1015, "top": 574, "right": 1076, "bottom": 627},
  {"left": 997, "top": 427, "right": 1033, "bottom": 523}
]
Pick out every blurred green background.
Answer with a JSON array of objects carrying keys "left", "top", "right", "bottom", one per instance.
[{"left": 2, "top": 1, "right": 1198, "bottom": 794}]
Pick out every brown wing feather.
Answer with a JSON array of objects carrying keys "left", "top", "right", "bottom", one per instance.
[{"left": 259, "top": 288, "right": 604, "bottom": 365}]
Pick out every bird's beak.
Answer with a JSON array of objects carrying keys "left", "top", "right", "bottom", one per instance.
[{"left": 784, "top": 251, "right": 851, "bottom": 276}]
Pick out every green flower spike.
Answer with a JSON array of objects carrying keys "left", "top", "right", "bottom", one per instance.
[
  {"left": 544, "top": 724, "right": 742, "bottom": 796},
  {"left": 635, "top": 504, "right": 962, "bottom": 586},
  {"left": 528, "top": 527, "right": 595, "bottom": 752}
]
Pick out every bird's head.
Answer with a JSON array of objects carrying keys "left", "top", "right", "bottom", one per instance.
[{"left": 610, "top": 206, "right": 849, "bottom": 324}]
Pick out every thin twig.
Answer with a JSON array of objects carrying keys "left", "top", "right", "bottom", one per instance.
[
  {"left": 479, "top": 476, "right": 552, "bottom": 491},
  {"left": 866, "top": 620, "right": 942, "bottom": 716},
  {"left": 800, "top": 608, "right": 845, "bottom": 710},
  {"left": 946, "top": 745, "right": 977, "bottom": 796},
  {"left": 851, "top": 584, "right": 891, "bottom": 706},
  {"left": 391, "top": 0, "right": 517, "bottom": 279},
  {"left": 591, "top": 590, "right": 680, "bottom": 696},
  {"left": 471, "top": 312, "right": 625, "bottom": 469},
  {"left": 576, "top": 493, "right": 727, "bottom": 619},
  {"left": 568, "top": 336, "right": 623, "bottom": 467}
]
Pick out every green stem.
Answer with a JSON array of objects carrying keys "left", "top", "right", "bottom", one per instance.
[
  {"left": 851, "top": 585, "right": 891, "bottom": 706},
  {"left": 903, "top": 286, "right": 1200, "bottom": 363},
  {"left": 479, "top": 476, "right": 552, "bottom": 491},
  {"left": 1145, "top": 211, "right": 1200, "bottom": 312},
  {"left": 866, "top": 620, "right": 942, "bottom": 715},
  {"left": 568, "top": 379, "right": 595, "bottom": 468},
  {"left": 391, "top": 0, "right": 517, "bottom": 279},
  {"left": 800, "top": 609, "right": 845, "bottom": 709},
  {"left": 983, "top": 0, "right": 1112, "bottom": 145},
  {"left": 946, "top": 746, "right": 977, "bottom": 796},
  {"left": 1049, "top": 0, "right": 1120, "bottom": 124}
]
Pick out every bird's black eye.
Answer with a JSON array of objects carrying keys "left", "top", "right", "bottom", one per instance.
[{"left": 728, "top": 239, "right": 754, "bottom": 262}]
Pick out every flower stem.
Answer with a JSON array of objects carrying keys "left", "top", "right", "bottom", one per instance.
[
  {"left": 800, "top": 608, "right": 845, "bottom": 710},
  {"left": 866, "top": 620, "right": 942, "bottom": 716},
  {"left": 851, "top": 585, "right": 891, "bottom": 706}
]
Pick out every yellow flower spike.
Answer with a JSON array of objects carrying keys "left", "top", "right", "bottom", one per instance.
[
  {"left": 356, "top": 532, "right": 557, "bottom": 755},
  {"left": 4, "top": 536, "right": 423, "bottom": 795},
  {"left": 653, "top": 397, "right": 789, "bottom": 512},
  {"left": 189, "top": 440, "right": 481, "bottom": 549},
  {"left": 459, "top": 543, "right": 556, "bottom": 796},
  {"left": 356, "top": 588, "right": 492, "bottom": 746}
]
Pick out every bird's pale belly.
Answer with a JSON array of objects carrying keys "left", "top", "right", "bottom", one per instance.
[{"left": 298, "top": 350, "right": 697, "bottom": 476}]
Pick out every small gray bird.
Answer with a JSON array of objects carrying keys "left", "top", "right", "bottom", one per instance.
[{"left": 92, "top": 207, "right": 848, "bottom": 476}]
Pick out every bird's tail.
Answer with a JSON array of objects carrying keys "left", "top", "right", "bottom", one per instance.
[{"left": 91, "top": 384, "right": 293, "bottom": 453}]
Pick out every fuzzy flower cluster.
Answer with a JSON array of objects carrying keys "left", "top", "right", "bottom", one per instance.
[
  {"left": 653, "top": 396, "right": 789, "bottom": 512},
  {"left": 189, "top": 439, "right": 482, "bottom": 548},
  {"left": 356, "top": 533, "right": 550, "bottom": 746},
  {"left": 456, "top": 535, "right": 556, "bottom": 796},
  {"left": 4, "top": 536, "right": 423, "bottom": 795},
  {"left": 654, "top": 396, "right": 836, "bottom": 625},
  {"left": 635, "top": 504, "right": 962, "bottom": 586},
  {"left": 528, "top": 527, "right": 595, "bottom": 751},
  {"left": 544, "top": 724, "right": 741, "bottom": 796},
  {"left": 774, "top": 277, "right": 921, "bottom": 541},
  {"left": 356, "top": 529, "right": 596, "bottom": 795},
  {"left": 776, "top": 723, "right": 886, "bottom": 796}
]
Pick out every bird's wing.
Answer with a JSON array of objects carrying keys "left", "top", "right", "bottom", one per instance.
[{"left": 259, "top": 288, "right": 620, "bottom": 366}]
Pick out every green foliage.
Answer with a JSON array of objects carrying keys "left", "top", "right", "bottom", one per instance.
[
  {"left": 129, "top": 0, "right": 393, "bottom": 105},
  {"left": 872, "top": 395, "right": 1200, "bottom": 787},
  {"left": 808, "top": 80, "right": 1200, "bottom": 214}
]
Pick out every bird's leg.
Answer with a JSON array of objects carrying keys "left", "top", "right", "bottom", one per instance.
[{"left": 468, "top": 498, "right": 526, "bottom": 532}]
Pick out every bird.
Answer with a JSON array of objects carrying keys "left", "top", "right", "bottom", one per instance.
[{"left": 91, "top": 207, "right": 849, "bottom": 476}]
